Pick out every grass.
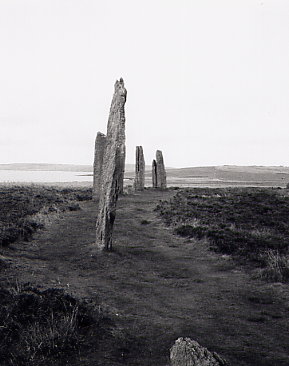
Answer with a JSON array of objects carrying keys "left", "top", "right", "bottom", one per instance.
[
  {"left": 0, "top": 284, "right": 102, "bottom": 365},
  {"left": 0, "top": 185, "right": 92, "bottom": 246},
  {"left": 0, "top": 282, "right": 137, "bottom": 366},
  {"left": 2, "top": 187, "right": 289, "bottom": 365},
  {"left": 155, "top": 187, "right": 289, "bottom": 281},
  {"left": 259, "top": 249, "right": 289, "bottom": 282}
]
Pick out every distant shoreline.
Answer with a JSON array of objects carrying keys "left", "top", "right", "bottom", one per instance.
[
  {"left": 0, "top": 164, "right": 288, "bottom": 189},
  {"left": 0, "top": 163, "right": 92, "bottom": 172},
  {"left": 0, "top": 163, "right": 288, "bottom": 172}
]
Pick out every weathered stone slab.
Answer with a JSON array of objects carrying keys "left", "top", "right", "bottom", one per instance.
[
  {"left": 95, "top": 78, "right": 127, "bottom": 251},
  {"left": 134, "top": 146, "right": 145, "bottom": 191},
  {"left": 170, "top": 338, "right": 228, "bottom": 366},
  {"left": 92, "top": 132, "right": 106, "bottom": 202},
  {"left": 152, "top": 159, "right": 157, "bottom": 188},
  {"left": 156, "top": 150, "right": 167, "bottom": 189}
]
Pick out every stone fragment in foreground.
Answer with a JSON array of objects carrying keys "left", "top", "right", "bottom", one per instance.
[
  {"left": 134, "top": 146, "right": 145, "bottom": 191},
  {"left": 170, "top": 338, "right": 228, "bottom": 366},
  {"left": 156, "top": 150, "right": 167, "bottom": 188},
  {"left": 92, "top": 132, "right": 106, "bottom": 202},
  {"left": 152, "top": 159, "right": 157, "bottom": 188},
  {"left": 95, "top": 78, "right": 127, "bottom": 251}
]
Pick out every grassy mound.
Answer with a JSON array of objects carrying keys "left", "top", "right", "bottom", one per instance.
[
  {"left": 0, "top": 185, "right": 92, "bottom": 246},
  {"left": 156, "top": 187, "right": 289, "bottom": 281}
]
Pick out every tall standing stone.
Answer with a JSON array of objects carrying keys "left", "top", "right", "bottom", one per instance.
[
  {"left": 92, "top": 132, "right": 106, "bottom": 201},
  {"left": 156, "top": 150, "right": 167, "bottom": 189},
  {"left": 152, "top": 159, "right": 157, "bottom": 188},
  {"left": 95, "top": 78, "right": 127, "bottom": 251},
  {"left": 134, "top": 146, "right": 145, "bottom": 191}
]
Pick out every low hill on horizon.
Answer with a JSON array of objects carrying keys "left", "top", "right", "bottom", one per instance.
[
  {"left": 0, "top": 163, "right": 149, "bottom": 172},
  {"left": 0, "top": 163, "right": 93, "bottom": 172},
  {"left": 1, "top": 163, "right": 289, "bottom": 188},
  {"left": 162, "top": 165, "right": 289, "bottom": 187},
  {"left": 1, "top": 163, "right": 288, "bottom": 173}
]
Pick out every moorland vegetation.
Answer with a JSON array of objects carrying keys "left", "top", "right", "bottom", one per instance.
[
  {"left": 0, "top": 284, "right": 107, "bottom": 365},
  {"left": 0, "top": 185, "right": 91, "bottom": 246},
  {"left": 156, "top": 187, "right": 289, "bottom": 282}
]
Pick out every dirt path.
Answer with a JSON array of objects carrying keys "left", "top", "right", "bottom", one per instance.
[{"left": 3, "top": 190, "right": 289, "bottom": 366}]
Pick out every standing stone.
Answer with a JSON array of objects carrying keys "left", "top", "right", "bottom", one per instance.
[
  {"left": 134, "top": 146, "right": 145, "bottom": 191},
  {"left": 156, "top": 150, "right": 167, "bottom": 189},
  {"left": 118, "top": 144, "right": 126, "bottom": 195},
  {"left": 92, "top": 132, "right": 106, "bottom": 202},
  {"left": 95, "top": 78, "right": 127, "bottom": 251},
  {"left": 170, "top": 338, "right": 228, "bottom": 366},
  {"left": 152, "top": 159, "right": 157, "bottom": 188}
]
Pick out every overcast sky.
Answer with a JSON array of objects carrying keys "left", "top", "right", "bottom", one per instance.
[{"left": 0, "top": 0, "right": 288, "bottom": 168}]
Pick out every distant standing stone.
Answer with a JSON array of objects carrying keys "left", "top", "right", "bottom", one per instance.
[
  {"left": 152, "top": 159, "right": 157, "bottom": 188},
  {"left": 92, "top": 132, "right": 106, "bottom": 202},
  {"left": 170, "top": 338, "right": 229, "bottom": 366},
  {"left": 95, "top": 78, "right": 127, "bottom": 251},
  {"left": 156, "top": 150, "right": 167, "bottom": 189},
  {"left": 134, "top": 146, "right": 145, "bottom": 191}
]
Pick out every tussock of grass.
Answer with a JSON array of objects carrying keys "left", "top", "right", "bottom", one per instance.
[
  {"left": 259, "top": 250, "right": 289, "bottom": 282},
  {"left": 0, "top": 185, "right": 92, "bottom": 246},
  {"left": 156, "top": 188, "right": 289, "bottom": 282},
  {"left": 0, "top": 284, "right": 120, "bottom": 366}
]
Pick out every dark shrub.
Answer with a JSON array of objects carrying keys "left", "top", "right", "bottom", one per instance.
[
  {"left": 67, "top": 203, "right": 81, "bottom": 211},
  {"left": 140, "top": 219, "right": 151, "bottom": 225},
  {"left": 174, "top": 225, "right": 206, "bottom": 239}
]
